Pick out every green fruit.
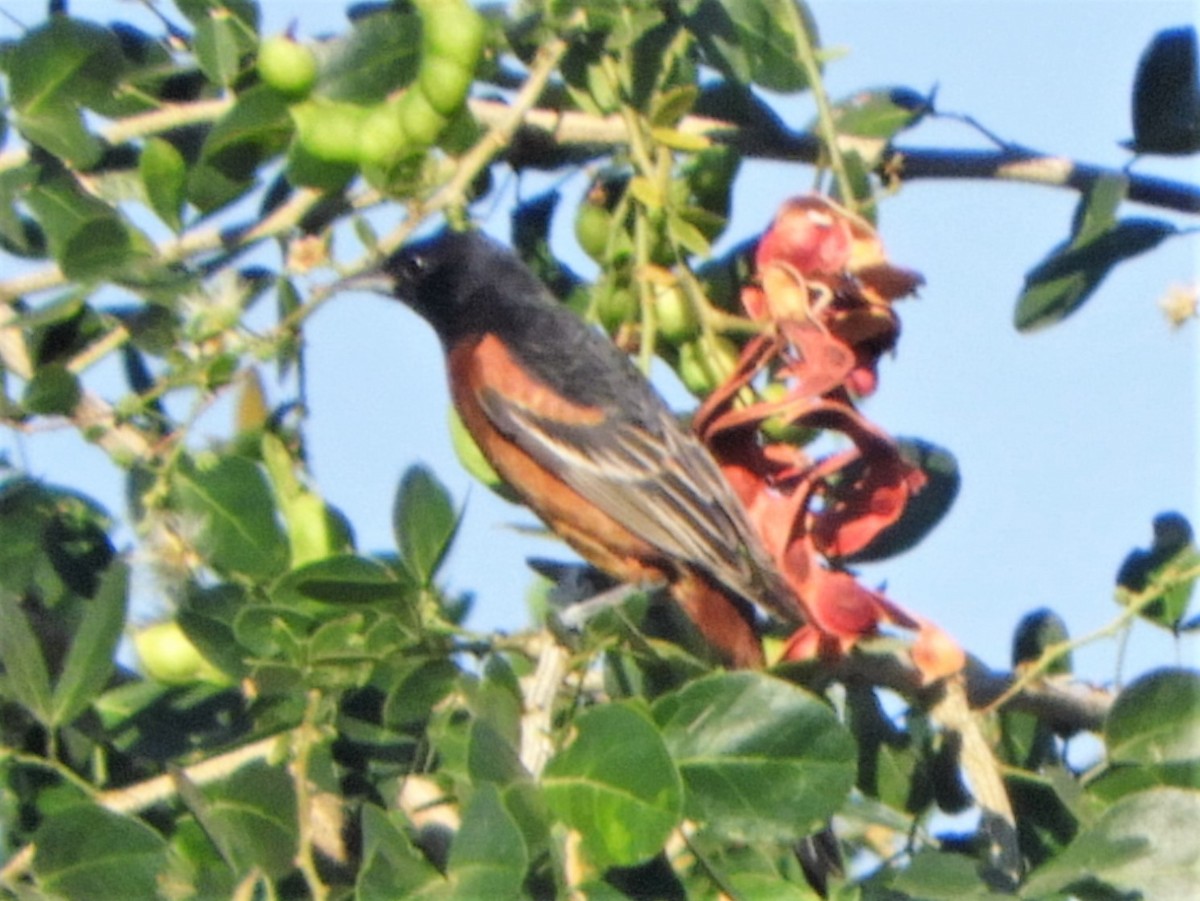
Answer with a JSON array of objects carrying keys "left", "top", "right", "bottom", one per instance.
[
  {"left": 653, "top": 284, "right": 701, "bottom": 344},
  {"left": 133, "top": 621, "right": 230, "bottom": 686},
  {"left": 358, "top": 100, "right": 410, "bottom": 168},
  {"left": 419, "top": 54, "right": 475, "bottom": 117},
  {"left": 575, "top": 201, "right": 611, "bottom": 262},
  {"left": 677, "top": 340, "right": 713, "bottom": 395},
  {"left": 291, "top": 99, "right": 369, "bottom": 163},
  {"left": 759, "top": 382, "right": 812, "bottom": 444},
  {"left": 677, "top": 335, "right": 738, "bottom": 396},
  {"left": 417, "top": 0, "right": 487, "bottom": 68},
  {"left": 258, "top": 35, "right": 318, "bottom": 100},
  {"left": 397, "top": 87, "right": 448, "bottom": 148},
  {"left": 593, "top": 281, "right": 638, "bottom": 331},
  {"left": 704, "top": 334, "right": 740, "bottom": 385}
]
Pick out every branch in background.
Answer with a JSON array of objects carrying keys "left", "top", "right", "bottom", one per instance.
[
  {"left": 468, "top": 99, "right": 1200, "bottom": 216},
  {"left": 891, "top": 147, "right": 1200, "bottom": 214},
  {"left": 815, "top": 642, "right": 1114, "bottom": 735}
]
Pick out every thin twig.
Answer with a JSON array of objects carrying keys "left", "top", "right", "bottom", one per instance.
[
  {"left": 519, "top": 631, "right": 571, "bottom": 777},
  {"left": 930, "top": 677, "right": 1020, "bottom": 889},
  {"left": 787, "top": 2, "right": 855, "bottom": 209},
  {"left": 290, "top": 690, "right": 330, "bottom": 901},
  {"left": 983, "top": 570, "right": 1200, "bottom": 715}
]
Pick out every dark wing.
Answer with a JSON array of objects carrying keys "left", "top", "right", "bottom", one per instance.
[{"left": 477, "top": 384, "right": 801, "bottom": 625}]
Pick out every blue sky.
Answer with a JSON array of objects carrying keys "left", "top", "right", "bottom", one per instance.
[{"left": 3, "top": 2, "right": 1196, "bottom": 685}]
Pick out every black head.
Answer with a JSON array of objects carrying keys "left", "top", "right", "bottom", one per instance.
[{"left": 379, "top": 229, "right": 547, "bottom": 341}]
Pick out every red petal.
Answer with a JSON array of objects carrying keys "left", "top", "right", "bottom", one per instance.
[{"left": 805, "top": 569, "right": 885, "bottom": 638}]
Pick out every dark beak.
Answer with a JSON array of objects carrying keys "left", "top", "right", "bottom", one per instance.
[{"left": 331, "top": 267, "right": 397, "bottom": 298}]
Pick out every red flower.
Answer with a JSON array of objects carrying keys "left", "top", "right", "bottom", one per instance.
[
  {"left": 690, "top": 194, "right": 961, "bottom": 680},
  {"left": 756, "top": 197, "right": 855, "bottom": 277}
]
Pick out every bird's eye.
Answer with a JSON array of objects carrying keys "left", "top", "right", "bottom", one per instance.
[{"left": 392, "top": 249, "right": 430, "bottom": 286}]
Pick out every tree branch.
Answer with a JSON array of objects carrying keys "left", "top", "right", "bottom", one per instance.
[
  {"left": 889, "top": 147, "right": 1200, "bottom": 214},
  {"left": 811, "top": 642, "right": 1114, "bottom": 735},
  {"left": 467, "top": 99, "right": 1200, "bottom": 216}
]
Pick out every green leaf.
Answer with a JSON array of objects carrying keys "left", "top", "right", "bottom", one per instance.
[
  {"left": 16, "top": 106, "right": 104, "bottom": 168},
  {"left": 200, "top": 761, "right": 298, "bottom": 879},
  {"left": 445, "top": 783, "right": 529, "bottom": 899},
  {"left": 308, "top": 611, "right": 373, "bottom": 661},
  {"left": 1023, "top": 787, "right": 1200, "bottom": 899},
  {"left": 1128, "top": 25, "right": 1200, "bottom": 155},
  {"left": 193, "top": 9, "right": 250, "bottom": 87},
  {"left": 381, "top": 656, "right": 461, "bottom": 729},
  {"left": 22, "top": 364, "right": 81, "bottom": 415},
  {"left": 394, "top": 464, "right": 460, "bottom": 586},
  {"left": 666, "top": 208, "right": 714, "bottom": 257},
  {"left": 6, "top": 16, "right": 124, "bottom": 169},
  {"left": 467, "top": 717, "right": 527, "bottom": 786},
  {"left": 140, "top": 138, "right": 188, "bottom": 231},
  {"left": 1010, "top": 607, "right": 1071, "bottom": 671},
  {"left": 233, "top": 603, "right": 313, "bottom": 659},
  {"left": 33, "top": 804, "right": 168, "bottom": 900},
  {"left": 26, "top": 294, "right": 105, "bottom": 368},
  {"left": 24, "top": 170, "right": 155, "bottom": 281},
  {"left": 543, "top": 701, "right": 683, "bottom": 868},
  {"left": 61, "top": 216, "right": 156, "bottom": 282},
  {"left": 845, "top": 685, "right": 929, "bottom": 813},
  {"left": 0, "top": 477, "right": 113, "bottom": 600},
  {"left": 188, "top": 86, "right": 292, "bottom": 213},
  {"left": 315, "top": 7, "right": 422, "bottom": 104},
  {"left": 1005, "top": 769, "right": 1079, "bottom": 868},
  {"left": 1088, "top": 761, "right": 1200, "bottom": 803},
  {"left": 357, "top": 805, "right": 445, "bottom": 900},
  {"left": 271, "top": 554, "right": 412, "bottom": 609},
  {"left": 683, "top": 0, "right": 817, "bottom": 93},
  {"left": 653, "top": 671, "right": 856, "bottom": 839},
  {"left": 473, "top": 655, "right": 524, "bottom": 749},
  {"left": 1015, "top": 176, "right": 1177, "bottom": 331},
  {"left": 174, "top": 455, "right": 289, "bottom": 582},
  {"left": 175, "top": 0, "right": 260, "bottom": 33},
  {"left": 1116, "top": 513, "right": 1198, "bottom": 632},
  {"left": 178, "top": 602, "right": 246, "bottom": 682},
  {"left": 1106, "top": 668, "right": 1200, "bottom": 765},
  {"left": 0, "top": 589, "right": 54, "bottom": 723},
  {"left": 164, "top": 817, "right": 238, "bottom": 899},
  {"left": 890, "top": 848, "right": 1008, "bottom": 899},
  {"left": 650, "top": 84, "right": 701, "bottom": 128},
  {"left": 49, "top": 561, "right": 127, "bottom": 726},
  {"left": 826, "top": 85, "right": 931, "bottom": 139},
  {"left": 0, "top": 168, "right": 48, "bottom": 258},
  {"left": 6, "top": 18, "right": 125, "bottom": 114},
  {"left": 839, "top": 437, "right": 960, "bottom": 563}
]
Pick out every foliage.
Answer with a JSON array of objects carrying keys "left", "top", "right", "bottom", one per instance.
[{"left": 0, "top": 3, "right": 1197, "bottom": 900}]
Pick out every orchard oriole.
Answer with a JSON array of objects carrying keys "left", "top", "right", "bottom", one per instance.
[{"left": 352, "top": 230, "right": 803, "bottom": 667}]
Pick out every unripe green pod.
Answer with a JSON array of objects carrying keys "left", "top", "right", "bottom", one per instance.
[
  {"left": 133, "top": 621, "right": 232, "bottom": 686},
  {"left": 397, "top": 87, "right": 448, "bottom": 149},
  {"left": 358, "top": 99, "right": 410, "bottom": 169},
  {"left": 291, "top": 99, "right": 369, "bottom": 163},
  {"left": 420, "top": 55, "right": 476, "bottom": 117},
  {"left": 652, "top": 284, "right": 701, "bottom": 344},
  {"left": 258, "top": 35, "right": 318, "bottom": 100}
]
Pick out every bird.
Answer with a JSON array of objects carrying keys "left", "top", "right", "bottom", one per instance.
[{"left": 348, "top": 229, "right": 803, "bottom": 667}]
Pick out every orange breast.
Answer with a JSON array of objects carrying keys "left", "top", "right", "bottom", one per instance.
[
  {"left": 447, "top": 334, "right": 665, "bottom": 584},
  {"left": 446, "top": 333, "right": 762, "bottom": 668}
]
